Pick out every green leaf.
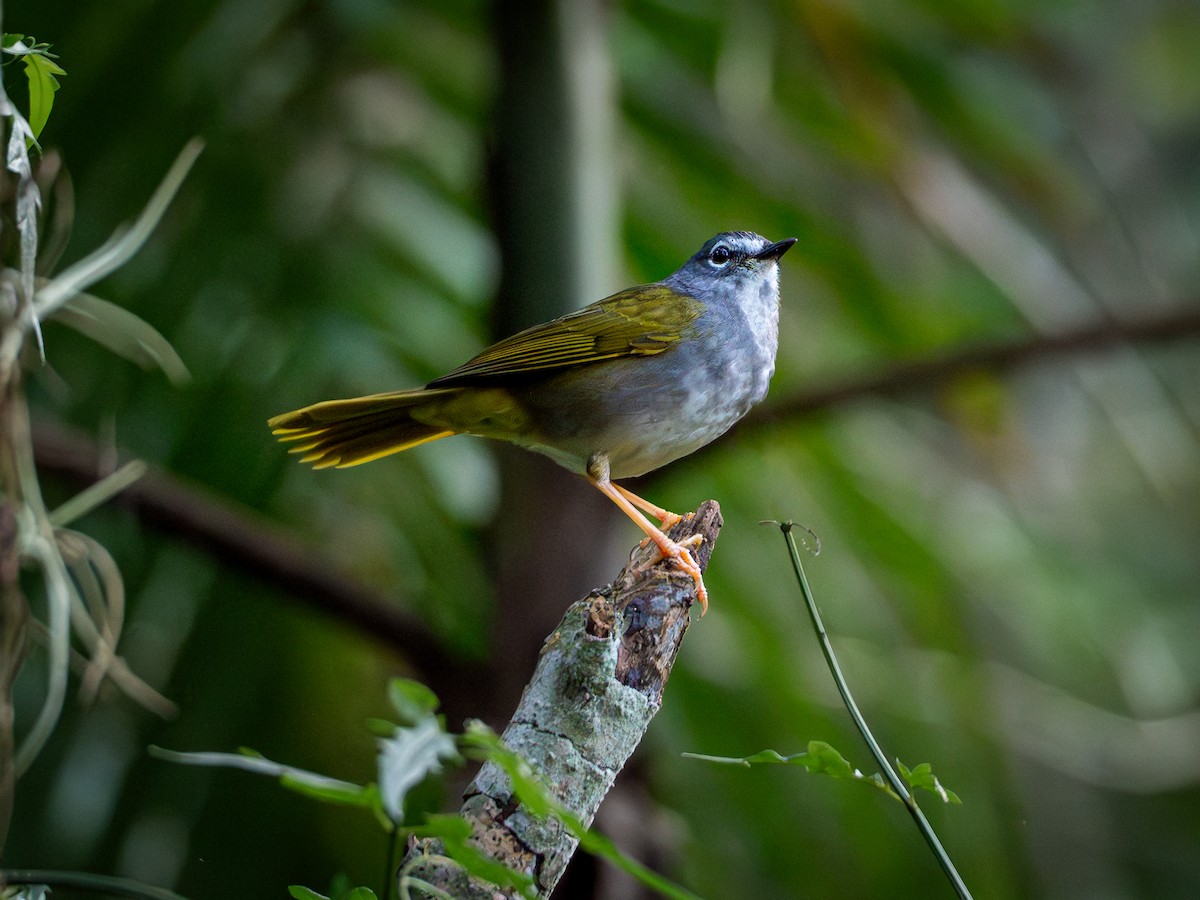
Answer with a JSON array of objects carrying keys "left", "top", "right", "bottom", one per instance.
[
  {"left": 411, "top": 814, "right": 538, "bottom": 898},
  {"left": 462, "top": 722, "right": 702, "bottom": 900},
  {"left": 460, "top": 723, "right": 554, "bottom": 818},
  {"left": 387, "top": 677, "right": 441, "bottom": 725},
  {"left": 364, "top": 717, "right": 398, "bottom": 737},
  {"left": 288, "top": 876, "right": 377, "bottom": 900},
  {"left": 411, "top": 812, "right": 472, "bottom": 842},
  {"left": 685, "top": 743, "right": 963, "bottom": 806},
  {"left": 897, "top": 760, "right": 962, "bottom": 805},
  {"left": 22, "top": 51, "right": 66, "bottom": 141},
  {"left": 680, "top": 748, "right": 794, "bottom": 767},
  {"left": 683, "top": 741, "right": 902, "bottom": 800},
  {"left": 805, "top": 740, "right": 861, "bottom": 780},
  {"left": 570, "top": 824, "right": 702, "bottom": 900},
  {"left": 149, "top": 745, "right": 377, "bottom": 808},
  {"left": 682, "top": 740, "right": 856, "bottom": 775},
  {"left": 280, "top": 772, "right": 381, "bottom": 808}
]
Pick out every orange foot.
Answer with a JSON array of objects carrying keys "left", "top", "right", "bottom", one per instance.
[
  {"left": 615, "top": 484, "right": 684, "bottom": 530},
  {"left": 588, "top": 469, "right": 710, "bottom": 615},
  {"left": 637, "top": 529, "right": 708, "bottom": 615}
]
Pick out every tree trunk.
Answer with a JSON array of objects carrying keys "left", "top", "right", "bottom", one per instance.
[{"left": 485, "top": 0, "right": 622, "bottom": 721}]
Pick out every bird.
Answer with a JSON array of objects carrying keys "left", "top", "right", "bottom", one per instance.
[{"left": 269, "top": 231, "right": 796, "bottom": 614}]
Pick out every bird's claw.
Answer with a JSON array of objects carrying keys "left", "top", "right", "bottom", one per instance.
[{"left": 635, "top": 532, "right": 708, "bottom": 615}]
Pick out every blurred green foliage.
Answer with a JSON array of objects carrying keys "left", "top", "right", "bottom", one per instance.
[{"left": 5, "top": 0, "right": 1200, "bottom": 898}]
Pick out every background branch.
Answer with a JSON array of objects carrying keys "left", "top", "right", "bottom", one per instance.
[
  {"left": 749, "top": 305, "right": 1200, "bottom": 426},
  {"left": 31, "top": 304, "right": 1200, "bottom": 664},
  {"left": 30, "top": 422, "right": 464, "bottom": 678}
]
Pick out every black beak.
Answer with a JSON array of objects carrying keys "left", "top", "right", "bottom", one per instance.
[{"left": 754, "top": 237, "right": 798, "bottom": 261}]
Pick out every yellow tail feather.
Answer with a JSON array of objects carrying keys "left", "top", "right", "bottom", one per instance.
[{"left": 269, "top": 389, "right": 459, "bottom": 468}]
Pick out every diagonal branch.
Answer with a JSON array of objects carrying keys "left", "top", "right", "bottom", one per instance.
[{"left": 402, "top": 502, "right": 721, "bottom": 898}]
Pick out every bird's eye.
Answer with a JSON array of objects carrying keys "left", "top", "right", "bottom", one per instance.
[{"left": 709, "top": 245, "right": 732, "bottom": 266}]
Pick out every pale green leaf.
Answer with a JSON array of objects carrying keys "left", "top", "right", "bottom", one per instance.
[
  {"left": 22, "top": 51, "right": 66, "bottom": 141},
  {"left": 388, "top": 677, "right": 441, "bottom": 725},
  {"left": 149, "top": 745, "right": 376, "bottom": 807},
  {"left": 33, "top": 138, "right": 204, "bottom": 320},
  {"left": 377, "top": 715, "right": 461, "bottom": 823},
  {"left": 48, "top": 460, "right": 147, "bottom": 528},
  {"left": 50, "top": 289, "right": 191, "bottom": 385}
]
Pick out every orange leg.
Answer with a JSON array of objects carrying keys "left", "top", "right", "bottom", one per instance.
[
  {"left": 613, "top": 484, "right": 684, "bottom": 530},
  {"left": 590, "top": 476, "right": 708, "bottom": 615}
]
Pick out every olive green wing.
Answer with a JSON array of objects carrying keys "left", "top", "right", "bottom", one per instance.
[{"left": 427, "top": 285, "right": 702, "bottom": 387}]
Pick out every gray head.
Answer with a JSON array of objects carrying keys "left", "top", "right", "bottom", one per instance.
[{"left": 664, "top": 231, "right": 797, "bottom": 301}]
